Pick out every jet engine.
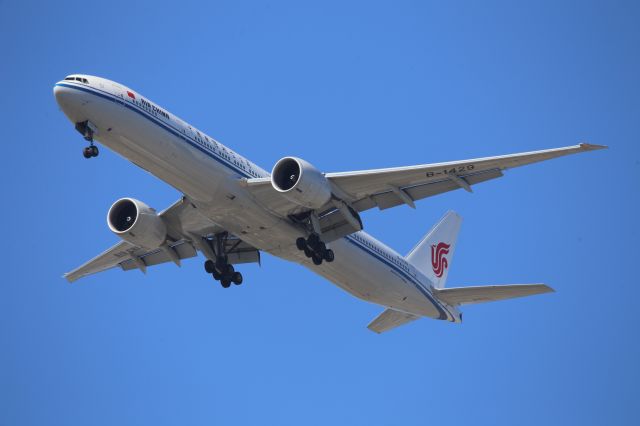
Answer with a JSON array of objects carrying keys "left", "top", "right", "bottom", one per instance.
[
  {"left": 271, "top": 157, "right": 332, "bottom": 209},
  {"left": 107, "top": 198, "right": 167, "bottom": 248}
]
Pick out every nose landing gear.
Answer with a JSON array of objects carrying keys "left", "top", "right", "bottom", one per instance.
[
  {"left": 82, "top": 145, "right": 99, "bottom": 158},
  {"left": 296, "top": 233, "right": 334, "bottom": 266},
  {"left": 75, "top": 120, "right": 99, "bottom": 159}
]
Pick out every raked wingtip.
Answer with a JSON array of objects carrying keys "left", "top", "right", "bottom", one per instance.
[{"left": 579, "top": 143, "right": 608, "bottom": 151}]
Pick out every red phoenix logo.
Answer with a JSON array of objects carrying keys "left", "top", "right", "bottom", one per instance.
[{"left": 431, "top": 242, "right": 451, "bottom": 278}]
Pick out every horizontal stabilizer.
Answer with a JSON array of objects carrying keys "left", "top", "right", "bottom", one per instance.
[
  {"left": 367, "top": 308, "right": 420, "bottom": 333},
  {"left": 433, "top": 284, "right": 554, "bottom": 306}
]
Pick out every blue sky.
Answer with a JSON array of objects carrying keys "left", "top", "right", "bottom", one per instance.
[{"left": 1, "top": 1, "right": 638, "bottom": 425}]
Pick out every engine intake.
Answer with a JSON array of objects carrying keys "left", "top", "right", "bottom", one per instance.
[
  {"left": 107, "top": 198, "right": 167, "bottom": 248},
  {"left": 271, "top": 157, "right": 332, "bottom": 210}
]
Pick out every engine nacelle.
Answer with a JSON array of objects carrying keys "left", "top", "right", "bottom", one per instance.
[
  {"left": 271, "top": 157, "right": 332, "bottom": 210},
  {"left": 107, "top": 198, "right": 167, "bottom": 248}
]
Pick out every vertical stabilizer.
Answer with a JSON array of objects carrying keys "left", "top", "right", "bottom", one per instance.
[{"left": 405, "top": 211, "right": 461, "bottom": 289}]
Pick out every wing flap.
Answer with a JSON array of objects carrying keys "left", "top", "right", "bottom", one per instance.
[
  {"left": 433, "top": 284, "right": 554, "bottom": 306},
  {"left": 120, "top": 240, "right": 197, "bottom": 271},
  {"left": 224, "top": 238, "right": 261, "bottom": 265},
  {"left": 367, "top": 308, "right": 420, "bottom": 333}
]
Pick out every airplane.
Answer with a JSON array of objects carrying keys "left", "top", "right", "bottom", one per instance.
[{"left": 53, "top": 74, "right": 605, "bottom": 333}]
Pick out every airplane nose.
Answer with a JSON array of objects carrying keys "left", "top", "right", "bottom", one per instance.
[
  {"left": 54, "top": 83, "right": 73, "bottom": 107},
  {"left": 54, "top": 83, "right": 83, "bottom": 122}
]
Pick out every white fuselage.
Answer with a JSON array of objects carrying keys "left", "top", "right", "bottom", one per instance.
[{"left": 54, "top": 75, "right": 458, "bottom": 321}]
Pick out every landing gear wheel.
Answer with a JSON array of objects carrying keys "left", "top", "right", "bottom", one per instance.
[
  {"left": 317, "top": 241, "right": 326, "bottom": 253},
  {"left": 203, "top": 233, "right": 245, "bottom": 286},
  {"left": 83, "top": 147, "right": 93, "bottom": 159},
  {"left": 323, "top": 249, "right": 335, "bottom": 263},
  {"left": 90, "top": 145, "right": 99, "bottom": 157},
  {"left": 294, "top": 231, "right": 336, "bottom": 265},
  {"left": 216, "top": 256, "right": 227, "bottom": 269},
  {"left": 307, "top": 233, "right": 320, "bottom": 247}
]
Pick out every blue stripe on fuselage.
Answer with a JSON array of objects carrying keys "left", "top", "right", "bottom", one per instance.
[
  {"left": 344, "top": 235, "right": 453, "bottom": 321},
  {"left": 55, "top": 82, "right": 262, "bottom": 179}
]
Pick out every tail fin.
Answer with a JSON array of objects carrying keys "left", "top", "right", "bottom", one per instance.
[{"left": 405, "top": 211, "right": 462, "bottom": 289}]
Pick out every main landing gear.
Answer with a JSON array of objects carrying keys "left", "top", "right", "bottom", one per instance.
[
  {"left": 76, "top": 120, "right": 99, "bottom": 159},
  {"left": 201, "top": 232, "right": 243, "bottom": 288},
  {"left": 296, "top": 233, "right": 334, "bottom": 266},
  {"left": 204, "top": 257, "right": 243, "bottom": 288}
]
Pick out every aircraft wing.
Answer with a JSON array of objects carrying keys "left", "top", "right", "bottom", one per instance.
[
  {"left": 64, "top": 197, "right": 260, "bottom": 283},
  {"left": 245, "top": 143, "right": 606, "bottom": 216}
]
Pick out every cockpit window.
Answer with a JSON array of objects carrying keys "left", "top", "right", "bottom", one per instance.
[{"left": 64, "top": 76, "right": 89, "bottom": 84}]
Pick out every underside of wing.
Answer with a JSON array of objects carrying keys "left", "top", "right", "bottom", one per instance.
[
  {"left": 350, "top": 168, "right": 503, "bottom": 211},
  {"left": 244, "top": 144, "right": 606, "bottom": 220},
  {"left": 64, "top": 239, "right": 197, "bottom": 283},
  {"left": 64, "top": 197, "right": 260, "bottom": 283},
  {"left": 326, "top": 143, "right": 606, "bottom": 213}
]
